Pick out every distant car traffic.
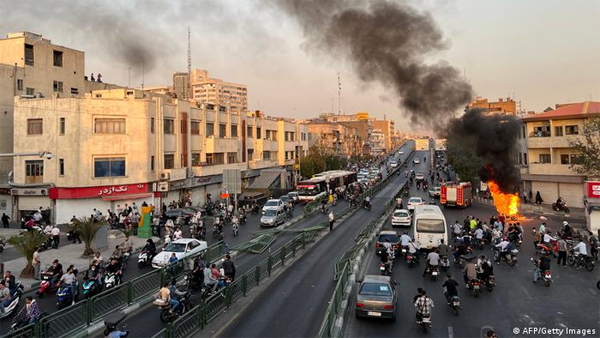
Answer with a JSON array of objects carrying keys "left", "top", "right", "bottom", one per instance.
[
  {"left": 413, "top": 158, "right": 420, "bottom": 164},
  {"left": 415, "top": 173, "right": 425, "bottom": 181},
  {"left": 287, "top": 192, "right": 299, "bottom": 204},
  {"left": 355, "top": 275, "right": 397, "bottom": 321},
  {"left": 428, "top": 186, "right": 441, "bottom": 198},
  {"left": 390, "top": 161, "right": 398, "bottom": 168},
  {"left": 376, "top": 231, "right": 400, "bottom": 255},
  {"left": 407, "top": 197, "right": 425, "bottom": 211},
  {"left": 391, "top": 209, "right": 411, "bottom": 227},
  {"left": 152, "top": 238, "right": 207, "bottom": 268},
  {"left": 262, "top": 199, "right": 284, "bottom": 214},
  {"left": 260, "top": 209, "right": 286, "bottom": 227}
]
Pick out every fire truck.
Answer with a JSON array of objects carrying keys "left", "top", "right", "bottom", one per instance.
[{"left": 440, "top": 182, "right": 472, "bottom": 208}]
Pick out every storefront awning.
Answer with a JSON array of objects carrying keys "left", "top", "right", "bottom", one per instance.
[{"left": 101, "top": 193, "right": 153, "bottom": 201}]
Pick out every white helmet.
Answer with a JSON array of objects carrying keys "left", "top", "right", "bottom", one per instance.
[{"left": 562, "top": 221, "right": 569, "bottom": 226}]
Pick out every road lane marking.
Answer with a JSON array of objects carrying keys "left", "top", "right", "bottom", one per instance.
[
  {"left": 448, "top": 326, "right": 454, "bottom": 338},
  {"left": 589, "top": 288, "right": 598, "bottom": 296},
  {"left": 520, "top": 286, "right": 533, "bottom": 300}
]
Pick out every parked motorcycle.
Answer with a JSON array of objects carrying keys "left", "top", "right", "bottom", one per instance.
[
  {"left": 552, "top": 201, "right": 570, "bottom": 213},
  {"left": 567, "top": 251, "right": 595, "bottom": 271}
]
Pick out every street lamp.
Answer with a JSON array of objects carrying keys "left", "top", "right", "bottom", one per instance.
[{"left": 0, "top": 151, "right": 54, "bottom": 159}]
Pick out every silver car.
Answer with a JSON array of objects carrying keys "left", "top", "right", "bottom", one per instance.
[
  {"left": 260, "top": 209, "right": 286, "bottom": 227},
  {"left": 355, "top": 275, "right": 397, "bottom": 321}
]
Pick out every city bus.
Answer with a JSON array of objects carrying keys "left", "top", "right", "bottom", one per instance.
[
  {"left": 296, "top": 170, "right": 357, "bottom": 202},
  {"left": 413, "top": 204, "right": 448, "bottom": 250}
]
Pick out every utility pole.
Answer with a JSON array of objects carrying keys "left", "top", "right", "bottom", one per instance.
[
  {"left": 187, "top": 26, "right": 192, "bottom": 100},
  {"left": 128, "top": 67, "right": 131, "bottom": 88},
  {"left": 337, "top": 72, "right": 342, "bottom": 115}
]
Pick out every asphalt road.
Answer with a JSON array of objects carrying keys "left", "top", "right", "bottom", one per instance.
[
  {"left": 344, "top": 164, "right": 600, "bottom": 337},
  {"left": 104, "top": 144, "right": 414, "bottom": 338},
  {"left": 215, "top": 148, "right": 420, "bottom": 338}
]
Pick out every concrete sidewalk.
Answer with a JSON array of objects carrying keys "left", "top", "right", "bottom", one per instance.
[
  {"left": 1, "top": 230, "right": 160, "bottom": 292},
  {"left": 472, "top": 196, "right": 585, "bottom": 219}
]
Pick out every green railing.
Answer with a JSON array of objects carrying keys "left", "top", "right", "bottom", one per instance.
[{"left": 317, "top": 261, "right": 350, "bottom": 338}]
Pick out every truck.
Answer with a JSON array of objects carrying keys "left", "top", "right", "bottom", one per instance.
[{"left": 440, "top": 182, "right": 472, "bottom": 208}]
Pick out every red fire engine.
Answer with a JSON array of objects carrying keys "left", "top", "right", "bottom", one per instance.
[{"left": 440, "top": 182, "right": 472, "bottom": 208}]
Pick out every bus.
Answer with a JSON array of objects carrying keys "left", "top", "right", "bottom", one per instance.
[
  {"left": 413, "top": 205, "right": 448, "bottom": 250},
  {"left": 296, "top": 170, "right": 357, "bottom": 202}
]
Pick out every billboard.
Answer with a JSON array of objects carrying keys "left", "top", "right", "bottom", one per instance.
[
  {"left": 356, "top": 112, "right": 369, "bottom": 121},
  {"left": 587, "top": 181, "right": 600, "bottom": 200}
]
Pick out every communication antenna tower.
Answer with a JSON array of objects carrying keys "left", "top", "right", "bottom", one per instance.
[
  {"left": 338, "top": 72, "right": 342, "bottom": 115},
  {"left": 187, "top": 26, "right": 192, "bottom": 100}
]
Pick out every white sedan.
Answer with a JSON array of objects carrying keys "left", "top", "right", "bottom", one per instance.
[
  {"left": 413, "top": 158, "right": 420, "bottom": 164},
  {"left": 152, "top": 238, "right": 208, "bottom": 268},
  {"left": 391, "top": 209, "right": 411, "bottom": 227},
  {"left": 407, "top": 197, "right": 425, "bottom": 212}
]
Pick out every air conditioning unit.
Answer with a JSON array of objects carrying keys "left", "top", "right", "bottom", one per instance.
[
  {"left": 156, "top": 182, "right": 169, "bottom": 192},
  {"left": 160, "top": 171, "right": 170, "bottom": 181}
]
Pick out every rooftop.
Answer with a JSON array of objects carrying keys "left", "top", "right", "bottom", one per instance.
[{"left": 521, "top": 101, "right": 600, "bottom": 122}]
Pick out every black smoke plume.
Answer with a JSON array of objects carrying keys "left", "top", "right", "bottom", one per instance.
[
  {"left": 272, "top": 0, "right": 473, "bottom": 132},
  {"left": 447, "top": 109, "right": 522, "bottom": 194}
]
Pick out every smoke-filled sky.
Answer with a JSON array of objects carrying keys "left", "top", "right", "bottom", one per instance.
[{"left": 1, "top": 0, "right": 598, "bottom": 132}]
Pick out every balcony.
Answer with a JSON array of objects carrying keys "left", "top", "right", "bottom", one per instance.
[
  {"left": 192, "top": 162, "right": 247, "bottom": 177},
  {"left": 528, "top": 135, "right": 579, "bottom": 149},
  {"left": 205, "top": 137, "right": 239, "bottom": 153},
  {"left": 528, "top": 163, "right": 580, "bottom": 176},
  {"left": 163, "top": 168, "right": 187, "bottom": 181},
  {"left": 249, "top": 159, "right": 278, "bottom": 169}
]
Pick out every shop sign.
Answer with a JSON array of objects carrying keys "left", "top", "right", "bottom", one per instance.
[
  {"left": 49, "top": 183, "right": 149, "bottom": 199},
  {"left": 11, "top": 188, "right": 48, "bottom": 196},
  {"left": 587, "top": 181, "right": 600, "bottom": 199}
]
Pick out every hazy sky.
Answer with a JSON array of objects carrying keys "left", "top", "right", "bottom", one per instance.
[{"left": 1, "top": 0, "right": 598, "bottom": 132}]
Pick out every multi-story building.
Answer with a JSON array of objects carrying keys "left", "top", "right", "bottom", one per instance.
[
  {"left": 322, "top": 112, "right": 373, "bottom": 155},
  {"left": 372, "top": 119, "right": 395, "bottom": 151},
  {"left": 519, "top": 101, "right": 600, "bottom": 208},
  {"left": 11, "top": 88, "right": 307, "bottom": 222},
  {"left": 306, "top": 120, "right": 361, "bottom": 157},
  {"left": 186, "top": 69, "right": 247, "bottom": 112},
  {"left": 370, "top": 129, "right": 386, "bottom": 156},
  {"left": 468, "top": 96, "right": 517, "bottom": 114}
]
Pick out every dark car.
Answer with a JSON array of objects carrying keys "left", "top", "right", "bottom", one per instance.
[
  {"left": 279, "top": 195, "right": 290, "bottom": 205},
  {"left": 375, "top": 231, "right": 400, "bottom": 255},
  {"left": 355, "top": 275, "right": 397, "bottom": 321},
  {"left": 164, "top": 209, "right": 192, "bottom": 221}
]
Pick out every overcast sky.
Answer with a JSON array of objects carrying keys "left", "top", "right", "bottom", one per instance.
[{"left": 1, "top": 0, "right": 598, "bottom": 132}]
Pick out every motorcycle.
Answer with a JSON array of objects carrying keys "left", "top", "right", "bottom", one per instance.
[
  {"left": 103, "top": 318, "right": 128, "bottom": 338},
  {"left": 380, "top": 262, "right": 392, "bottom": 276},
  {"left": 467, "top": 278, "right": 482, "bottom": 298},
  {"left": 154, "top": 291, "right": 193, "bottom": 323},
  {"left": 0, "top": 282, "right": 24, "bottom": 320},
  {"left": 552, "top": 201, "right": 570, "bottom": 213},
  {"left": 37, "top": 272, "right": 61, "bottom": 298},
  {"left": 406, "top": 253, "right": 419, "bottom": 267},
  {"left": 104, "top": 272, "right": 121, "bottom": 290},
  {"left": 56, "top": 282, "right": 78, "bottom": 309},
  {"left": 363, "top": 200, "right": 371, "bottom": 211},
  {"left": 232, "top": 223, "right": 239, "bottom": 237},
  {"left": 138, "top": 250, "right": 153, "bottom": 269},
  {"left": 9, "top": 309, "right": 45, "bottom": 332},
  {"left": 532, "top": 259, "right": 552, "bottom": 287},
  {"left": 440, "top": 256, "right": 450, "bottom": 270},
  {"left": 81, "top": 278, "right": 99, "bottom": 299},
  {"left": 184, "top": 271, "right": 203, "bottom": 292},
  {"left": 424, "top": 265, "right": 439, "bottom": 281},
  {"left": 493, "top": 247, "right": 518, "bottom": 266},
  {"left": 567, "top": 251, "right": 595, "bottom": 271},
  {"left": 446, "top": 294, "right": 461, "bottom": 315},
  {"left": 416, "top": 313, "right": 432, "bottom": 333}
]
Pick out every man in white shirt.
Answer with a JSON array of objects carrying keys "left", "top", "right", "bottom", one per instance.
[
  {"left": 573, "top": 238, "right": 588, "bottom": 256},
  {"left": 475, "top": 228, "right": 484, "bottom": 243},
  {"left": 542, "top": 231, "right": 556, "bottom": 246},
  {"left": 173, "top": 228, "right": 183, "bottom": 240},
  {"left": 400, "top": 232, "right": 412, "bottom": 247},
  {"left": 423, "top": 250, "right": 440, "bottom": 276},
  {"left": 51, "top": 225, "right": 60, "bottom": 249}
]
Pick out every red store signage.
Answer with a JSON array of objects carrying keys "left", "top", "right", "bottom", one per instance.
[
  {"left": 588, "top": 181, "right": 600, "bottom": 199},
  {"left": 49, "top": 183, "right": 150, "bottom": 200}
]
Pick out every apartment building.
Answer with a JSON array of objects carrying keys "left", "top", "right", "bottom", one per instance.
[
  {"left": 519, "top": 101, "right": 600, "bottom": 208},
  {"left": 468, "top": 96, "right": 517, "bottom": 114},
  {"left": 372, "top": 119, "right": 395, "bottom": 151},
  {"left": 306, "top": 120, "right": 361, "bottom": 157},
  {"left": 11, "top": 89, "right": 307, "bottom": 222},
  {"left": 188, "top": 69, "right": 247, "bottom": 112}
]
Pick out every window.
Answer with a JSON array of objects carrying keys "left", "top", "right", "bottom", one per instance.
[
  {"left": 94, "top": 158, "right": 125, "bottom": 177},
  {"left": 539, "top": 154, "right": 551, "bottom": 164},
  {"left": 521, "top": 125, "right": 526, "bottom": 139},
  {"left": 248, "top": 149, "right": 254, "bottom": 160},
  {"left": 263, "top": 151, "right": 270, "bottom": 160},
  {"left": 247, "top": 126, "right": 253, "bottom": 138},
  {"left": 191, "top": 121, "right": 200, "bottom": 135},
  {"left": 560, "top": 154, "right": 570, "bottom": 165},
  {"left": 285, "top": 132, "right": 289, "bottom": 141},
  {"left": 206, "top": 153, "right": 224, "bottom": 165},
  {"left": 27, "top": 118, "right": 43, "bottom": 135},
  {"left": 219, "top": 124, "right": 227, "bottom": 138},
  {"left": 192, "top": 153, "right": 201, "bottom": 166},
  {"left": 25, "top": 160, "right": 43, "bottom": 183},
  {"left": 554, "top": 126, "right": 563, "bottom": 137},
  {"left": 53, "top": 50, "right": 63, "bottom": 67},
  {"left": 227, "top": 152, "right": 237, "bottom": 163},
  {"left": 59, "top": 159, "right": 65, "bottom": 176},
  {"left": 95, "top": 118, "right": 125, "bottom": 134},
  {"left": 53, "top": 81, "right": 63, "bottom": 93},
  {"left": 150, "top": 118, "right": 155, "bottom": 134},
  {"left": 301, "top": 132, "right": 307, "bottom": 141},
  {"left": 70, "top": 87, "right": 79, "bottom": 95},
  {"left": 565, "top": 125, "right": 579, "bottom": 135},
  {"left": 26, "top": 88, "right": 34, "bottom": 96},
  {"left": 164, "top": 119, "right": 174, "bottom": 134},
  {"left": 164, "top": 154, "right": 175, "bottom": 169},
  {"left": 59, "top": 117, "right": 65, "bottom": 135},
  {"left": 151, "top": 156, "right": 155, "bottom": 171},
  {"left": 523, "top": 153, "right": 528, "bottom": 165},
  {"left": 256, "top": 127, "right": 261, "bottom": 139},
  {"left": 206, "top": 123, "right": 214, "bottom": 137},
  {"left": 17, "top": 79, "right": 23, "bottom": 91},
  {"left": 570, "top": 154, "right": 583, "bottom": 165},
  {"left": 231, "top": 125, "right": 238, "bottom": 137},
  {"left": 25, "top": 44, "right": 34, "bottom": 66}
]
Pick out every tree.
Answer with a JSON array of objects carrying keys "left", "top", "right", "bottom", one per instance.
[
  {"left": 446, "top": 135, "right": 484, "bottom": 185},
  {"left": 7, "top": 231, "right": 48, "bottom": 278},
  {"left": 569, "top": 117, "right": 600, "bottom": 178},
  {"left": 76, "top": 217, "right": 106, "bottom": 256},
  {"left": 300, "top": 141, "right": 349, "bottom": 179}
]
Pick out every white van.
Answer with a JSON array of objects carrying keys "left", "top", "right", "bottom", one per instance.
[{"left": 413, "top": 205, "right": 447, "bottom": 250}]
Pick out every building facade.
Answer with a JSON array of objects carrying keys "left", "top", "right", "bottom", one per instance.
[
  {"left": 11, "top": 89, "right": 308, "bottom": 223},
  {"left": 519, "top": 101, "right": 600, "bottom": 208},
  {"left": 188, "top": 69, "right": 247, "bottom": 112},
  {"left": 468, "top": 96, "right": 517, "bottom": 114},
  {"left": 306, "top": 121, "right": 361, "bottom": 157}
]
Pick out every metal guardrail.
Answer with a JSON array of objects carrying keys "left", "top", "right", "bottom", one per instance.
[{"left": 318, "top": 262, "right": 350, "bottom": 338}]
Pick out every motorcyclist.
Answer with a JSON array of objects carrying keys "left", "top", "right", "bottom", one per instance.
[
  {"left": 442, "top": 274, "right": 459, "bottom": 304},
  {"left": 382, "top": 239, "right": 395, "bottom": 260},
  {"left": 364, "top": 196, "right": 371, "bottom": 209},
  {"left": 423, "top": 250, "right": 440, "bottom": 277},
  {"left": 561, "top": 221, "right": 573, "bottom": 238},
  {"left": 48, "top": 260, "right": 63, "bottom": 286},
  {"left": 555, "top": 197, "right": 564, "bottom": 209},
  {"left": 462, "top": 258, "right": 478, "bottom": 286},
  {"left": 158, "top": 281, "right": 178, "bottom": 313},
  {"left": 400, "top": 232, "right": 412, "bottom": 252},
  {"left": 203, "top": 264, "right": 218, "bottom": 292},
  {"left": 572, "top": 238, "right": 589, "bottom": 263},
  {"left": 452, "top": 244, "right": 467, "bottom": 262},
  {"left": 494, "top": 238, "right": 515, "bottom": 263},
  {"left": 105, "top": 258, "right": 123, "bottom": 283},
  {"left": 506, "top": 223, "right": 521, "bottom": 243},
  {"left": 412, "top": 288, "right": 434, "bottom": 322},
  {"left": 380, "top": 248, "right": 391, "bottom": 273},
  {"left": 143, "top": 239, "right": 157, "bottom": 258},
  {"left": 408, "top": 239, "right": 421, "bottom": 260},
  {"left": 169, "top": 279, "right": 187, "bottom": 313},
  {"left": 476, "top": 254, "right": 494, "bottom": 284},
  {"left": 533, "top": 252, "right": 551, "bottom": 283},
  {"left": 438, "top": 240, "right": 450, "bottom": 257},
  {"left": 111, "top": 245, "right": 123, "bottom": 261},
  {"left": 91, "top": 252, "right": 104, "bottom": 267},
  {"left": 59, "top": 265, "right": 77, "bottom": 298},
  {"left": 86, "top": 263, "right": 102, "bottom": 289}
]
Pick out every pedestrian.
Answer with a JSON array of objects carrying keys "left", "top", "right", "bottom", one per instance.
[
  {"left": 0, "top": 283, "right": 11, "bottom": 315},
  {"left": 97, "top": 73, "right": 102, "bottom": 83},
  {"left": 535, "top": 191, "right": 543, "bottom": 205},
  {"left": 557, "top": 237, "right": 568, "bottom": 267},
  {"left": 528, "top": 191, "right": 533, "bottom": 204},
  {"left": 33, "top": 246, "right": 41, "bottom": 280},
  {"left": 222, "top": 254, "right": 236, "bottom": 281},
  {"left": 51, "top": 224, "right": 60, "bottom": 249},
  {"left": 1, "top": 213, "right": 9, "bottom": 228},
  {"left": 328, "top": 210, "right": 335, "bottom": 231},
  {"left": 90, "top": 73, "right": 95, "bottom": 82},
  {"left": 532, "top": 227, "right": 541, "bottom": 251}
]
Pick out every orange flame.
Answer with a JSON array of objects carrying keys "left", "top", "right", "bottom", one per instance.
[{"left": 487, "top": 180, "right": 520, "bottom": 216}]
